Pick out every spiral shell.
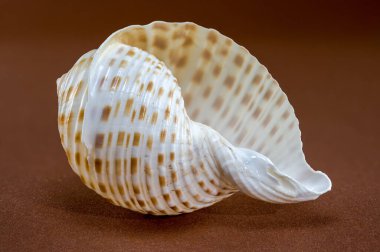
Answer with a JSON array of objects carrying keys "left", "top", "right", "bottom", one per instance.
[{"left": 57, "top": 21, "right": 331, "bottom": 215}]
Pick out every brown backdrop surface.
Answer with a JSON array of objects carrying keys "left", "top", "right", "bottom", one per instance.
[{"left": 1, "top": 0, "right": 379, "bottom": 251}]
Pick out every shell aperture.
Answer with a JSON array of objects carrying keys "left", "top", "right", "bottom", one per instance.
[{"left": 57, "top": 21, "right": 331, "bottom": 215}]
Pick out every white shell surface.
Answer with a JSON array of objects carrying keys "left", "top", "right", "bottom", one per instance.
[{"left": 57, "top": 21, "right": 331, "bottom": 215}]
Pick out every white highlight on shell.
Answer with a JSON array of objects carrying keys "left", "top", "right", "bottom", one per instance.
[{"left": 57, "top": 21, "right": 331, "bottom": 215}]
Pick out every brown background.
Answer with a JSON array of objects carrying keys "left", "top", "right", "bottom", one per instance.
[{"left": 1, "top": 0, "right": 379, "bottom": 251}]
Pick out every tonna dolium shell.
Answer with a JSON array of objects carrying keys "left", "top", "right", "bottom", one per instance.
[{"left": 57, "top": 21, "right": 332, "bottom": 215}]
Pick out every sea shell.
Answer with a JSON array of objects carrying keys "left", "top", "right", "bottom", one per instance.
[{"left": 57, "top": 21, "right": 331, "bottom": 215}]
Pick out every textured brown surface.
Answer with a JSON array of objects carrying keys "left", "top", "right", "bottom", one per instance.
[{"left": 1, "top": 0, "right": 379, "bottom": 251}]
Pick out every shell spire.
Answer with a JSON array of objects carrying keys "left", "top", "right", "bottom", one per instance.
[{"left": 57, "top": 21, "right": 331, "bottom": 215}]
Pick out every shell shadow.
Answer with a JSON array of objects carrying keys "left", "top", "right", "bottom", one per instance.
[{"left": 42, "top": 172, "right": 338, "bottom": 235}]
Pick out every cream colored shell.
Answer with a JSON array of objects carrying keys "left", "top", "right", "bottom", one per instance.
[{"left": 57, "top": 21, "right": 331, "bottom": 215}]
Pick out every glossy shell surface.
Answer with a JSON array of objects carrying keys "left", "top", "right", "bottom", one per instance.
[{"left": 57, "top": 21, "right": 331, "bottom": 215}]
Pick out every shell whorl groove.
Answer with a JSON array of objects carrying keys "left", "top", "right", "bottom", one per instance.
[{"left": 57, "top": 21, "right": 331, "bottom": 215}]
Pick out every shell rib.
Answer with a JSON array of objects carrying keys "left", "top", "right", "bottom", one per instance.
[{"left": 57, "top": 21, "right": 331, "bottom": 215}]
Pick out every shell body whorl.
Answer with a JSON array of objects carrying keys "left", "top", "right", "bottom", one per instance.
[{"left": 57, "top": 21, "right": 331, "bottom": 215}]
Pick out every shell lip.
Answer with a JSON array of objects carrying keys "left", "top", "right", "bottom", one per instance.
[
  {"left": 269, "top": 159, "right": 332, "bottom": 201},
  {"left": 272, "top": 167, "right": 332, "bottom": 202},
  {"left": 229, "top": 147, "right": 332, "bottom": 203}
]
